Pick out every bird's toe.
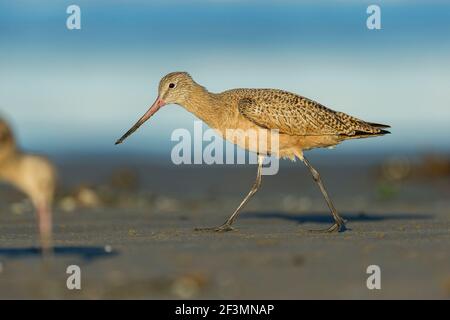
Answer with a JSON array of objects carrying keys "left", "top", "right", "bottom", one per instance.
[
  {"left": 308, "top": 222, "right": 346, "bottom": 233},
  {"left": 194, "top": 224, "right": 236, "bottom": 232}
]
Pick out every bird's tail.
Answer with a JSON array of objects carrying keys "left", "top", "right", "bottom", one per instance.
[
  {"left": 344, "top": 122, "right": 391, "bottom": 140},
  {"left": 334, "top": 111, "right": 391, "bottom": 140},
  {"left": 366, "top": 122, "right": 391, "bottom": 129}
]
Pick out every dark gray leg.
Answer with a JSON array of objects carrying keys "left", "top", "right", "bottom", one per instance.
[
  {"left": 302, "top": 156, "right": 346, "bottom": 232},
  {"left": 195, "top": 155, "right": 265, "bottom": 232}
]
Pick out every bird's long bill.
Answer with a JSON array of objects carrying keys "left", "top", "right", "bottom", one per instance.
[{"left": 115, "top": 97, "right": 165, "bottom": 145}]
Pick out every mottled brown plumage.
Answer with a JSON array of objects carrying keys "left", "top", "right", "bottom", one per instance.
[
  {"left": 236, "top": 88, "right": 388, "bottom": 136},
  {"left": 116, "top": 72, "right": 390, "bottom": 232},
  {"left": 213, "top": 87, "right": 389, "bottom": 159}
]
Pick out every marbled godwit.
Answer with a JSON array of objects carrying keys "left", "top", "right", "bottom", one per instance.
[
  {"left": 0, "top": 118, "right": 56, "bottom": 249},
  {"left": 115, "top": 72, "right": 390, "bottom": 232}
]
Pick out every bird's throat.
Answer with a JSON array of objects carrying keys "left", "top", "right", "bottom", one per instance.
[{"left": 183, "top": 86, "right": 224, "bottom": 129}]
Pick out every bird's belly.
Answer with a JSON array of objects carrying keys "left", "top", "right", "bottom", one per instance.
[
  {"left": 213, "top": 115, "right": 341, "bottom": 160},
  {"left": 215, "top": 129, "right": 341, "bottom": 160},
  {"left": 213, "top": 126, "right": 297, "bottom": 157}
]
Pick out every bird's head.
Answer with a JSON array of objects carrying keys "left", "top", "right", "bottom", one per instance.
[
  {"left": 115, "top": 72, "right": 195, "bottom": 145},
  {"left": 158, "top": 72, "right": 195, "bottom": 105}
]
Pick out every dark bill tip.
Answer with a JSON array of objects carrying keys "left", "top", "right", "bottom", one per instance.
[
  {"left": 114, "top": 121, "right": 144, "bottom": 146},
  {"left": 114, "top": 97, "right": 164, "bottom": 147}
]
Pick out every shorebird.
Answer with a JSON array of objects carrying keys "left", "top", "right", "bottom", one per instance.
[
  {"left": 115, "top": 72, "right": 390, "bottom": 232},
  {"left": 0, "top": 118, "right": 56, "bottom": 249}
]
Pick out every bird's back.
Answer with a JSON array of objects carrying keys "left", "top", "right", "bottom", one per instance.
[{"left": 220, "top": 88, "right": 390, "bottom": 138}]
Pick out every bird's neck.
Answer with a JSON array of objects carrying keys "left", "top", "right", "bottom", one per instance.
[
  {"left": 0, "top": 146, "right": 20, "bottom": 182},
  {"left": 182, "top": 84, "right": 224, "bottom": 129},
  {"left": 0, "top": 142, "right": 17, "bottom": 163}
]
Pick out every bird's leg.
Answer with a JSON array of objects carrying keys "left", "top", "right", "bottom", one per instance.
[
  {"left": 302, "top": 156, "right": 346, "bottom": 233},
  {"left": 35, "top": 200, "right": 53, "bottom": 253},
  {"left": 195, "top": 155, "right": 265, "bottom": 232}
]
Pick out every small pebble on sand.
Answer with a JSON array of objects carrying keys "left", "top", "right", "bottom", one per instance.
[
  {"left": 171, "top": 274, "right": 207, "bottom": 299},
  {"left": 292, "top": 254, "right": 305, "bottom": 267},
  {"left": 10, "top": 200, "right": 32, "bottom": 215},
  {"left": 77, "top": 187, "right": 102, "bottom": 208},
  {"left": 59, "top": 196, "right": 77, "bottom": 212}
]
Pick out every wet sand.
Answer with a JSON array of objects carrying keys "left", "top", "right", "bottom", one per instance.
[{"left": 0, "top": 156, "right": 449, "bottom": 299}]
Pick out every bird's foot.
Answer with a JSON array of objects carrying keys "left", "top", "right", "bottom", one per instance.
[
  {"left": 194, "top": 224, "right": 236, "bottom": 232},
  {"left": 309, "top": 221, "right": 347, "bottom": 233}
]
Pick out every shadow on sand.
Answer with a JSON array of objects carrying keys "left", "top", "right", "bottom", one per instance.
[
  {"left": 0, "top": 246, "right": 118, "bottom": 261},
  {"left": 242, "top": 211, "right": 432, "bottom": 224}
]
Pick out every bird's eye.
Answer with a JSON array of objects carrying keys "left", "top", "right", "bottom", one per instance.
[{"left": 168, "top": 83, "right": 175, "bottom": 89}]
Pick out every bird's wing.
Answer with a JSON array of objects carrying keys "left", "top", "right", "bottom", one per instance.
[{"left": 237, "top": 91, "right": 383, "bottom": 136}]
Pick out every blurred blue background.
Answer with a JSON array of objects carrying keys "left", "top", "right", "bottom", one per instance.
[{"left": 1, "top": 0, "right": 449, "bottom": 159}]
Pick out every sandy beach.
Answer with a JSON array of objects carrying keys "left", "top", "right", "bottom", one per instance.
[
  {"left": 1, "top": 154, "right": 449, "bottom": 299},
  {"left": 1, "top": 0, "right": 450, "bottom": 302}
]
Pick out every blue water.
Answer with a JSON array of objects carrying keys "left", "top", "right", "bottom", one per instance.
[{"left": 1, "top": 0, "right": 449, "bottom": 157}]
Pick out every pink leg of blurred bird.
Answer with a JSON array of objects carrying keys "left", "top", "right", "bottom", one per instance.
[{"left": 35, "top": 200, "right": 53, "bottom": 252}]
